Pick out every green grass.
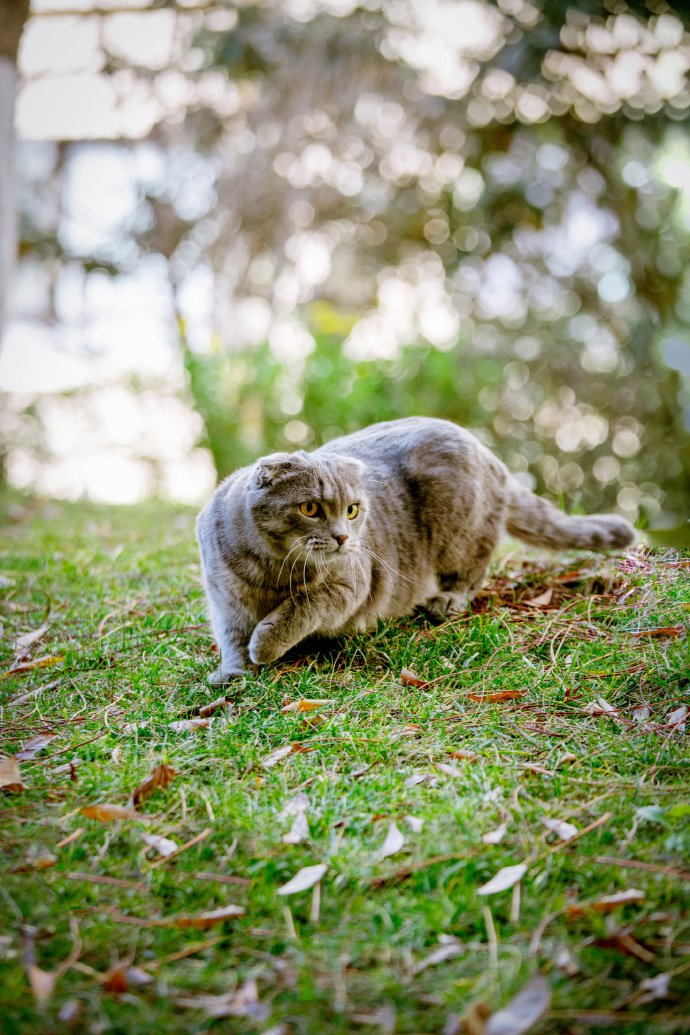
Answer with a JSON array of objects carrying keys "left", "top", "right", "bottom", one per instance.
[{"left": 1, "top": 493, "right": 689, "bottom": 1034}]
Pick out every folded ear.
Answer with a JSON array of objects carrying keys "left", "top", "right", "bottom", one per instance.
[
  {"left": 255, "top": 451, "right": 308, "bottom": 488},
  {"left": 336, "top": 456, "right": 365, "bottom": 482}
]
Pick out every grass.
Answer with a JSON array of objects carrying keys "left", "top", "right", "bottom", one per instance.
[{"left": 1, "top": 492, "right": 689, "bottom": 1035}]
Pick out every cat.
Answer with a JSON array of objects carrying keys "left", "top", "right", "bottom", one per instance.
[{"left": 196, "top": 416, "right": 635, "bottom": 683}]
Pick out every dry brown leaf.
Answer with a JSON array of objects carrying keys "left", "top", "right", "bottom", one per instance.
[
  {"left": 400, "top": 668, "right": 429, "bottom": 689},
  {"left": 27, "top": 965, "right": 57, "bottom": 1006},
  {"left": 380, "top": 821, "right": 405, "bottom": 859},
  {"left": 524, "top": 588, "right": 554, "bottom": 608},
  {"left": 172, "top": 904, "right": 246, "bottom": 929},
  {"left": 566, "top": 887, "right": 645, "bottom": 919},
  {"left": 80, "top": 803, "right": 148, "bottom": 823},
  {"left": 281, "top": 698, "right": 334, "bottom": 714},
  {"left": 405, "top": 773, "right": 436, "bottom": 786},
  {"left": 132, "top": 763, "right": 177, "bottom": 807},
  {"left": 451, "top": 748, "right": 479, "bottom": 762},
  {"left": 277, "top": 862, "right": 327, "bottom": 895},
  {"left": 477, "top": 863, "right": 527, "bottom": 896},
  {"left": 632, "top": 625, "right": 684, "bottom": 639},
  {"left": 282, "top": 811, "right": 309, "bottom": 845},
  {"left": 168, "top": 718, "right": 213, "bottom": 733},
  {"left": 141, "top": 833, "right": 179, "bottom": 858},
  {"left": 0, "top": 755, "right": 24, "bottom": 792},
  {"left": 198, "top": 696, "right": 232, "bottom": 718},
  {"left": 17, "top": 733, "right": 57, "bottom": 762},
  {"left": 176, "top": 978, "right": 268, "bottom": 1020},
  {"left": 398, "top": 723, "right": 423, "bottom": 737},
  {"left": 14, "top": 620, "right": 51, "bottom": 657},
  {"left": 261, "top": 744, "right": 295, "bottom": 768},
  {"left": 436, "top": 762, "right": 465, "bottom": 778},
  {"left": 1, "top": 655, "right": 64, "bottom": 679},
  {"left": 542, "top": 817, "right": 578, "bottom": 841},
  {"left": 411, "top": 937, "right": 463, "bottom": 975},
  {"left": 468, "top": 690, "right": 526, "bottom": 703},
  {"left": 482, "top": 823, "right": 508, "bottom": 845},
  {"left": 667, "top": 704, "right": 687, "bottom": 731},
  {"left": 485, "top": 974, "right": 551, "bottom": 1035}
]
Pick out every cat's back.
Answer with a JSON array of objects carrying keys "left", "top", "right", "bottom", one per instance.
[{"left": 315, "top": 416, "right": 502, "bottom": 481}]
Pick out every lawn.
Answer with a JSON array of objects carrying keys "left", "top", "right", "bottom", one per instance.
[{"left": 1, "top": 493, "right": 689, "bottom": 1035}]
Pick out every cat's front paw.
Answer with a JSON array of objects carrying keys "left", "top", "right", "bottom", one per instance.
[
  {"left": 248, "top": 623, "right": 284, "bottom": 666},
  {"left": 207, "top": 664, "right": 248, "bottom": 685},
  {"left": 423, "top": 592, "right": 468, "bottom": 620}
]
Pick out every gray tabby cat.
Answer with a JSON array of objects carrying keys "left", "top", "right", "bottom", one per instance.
[{"left": 196, "top": 417, "right": 635, "bottom": 683}]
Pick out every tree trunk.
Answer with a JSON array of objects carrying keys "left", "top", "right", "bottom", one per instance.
[{"left": 0, "top": 0, "right": 30, "bottom": 346}]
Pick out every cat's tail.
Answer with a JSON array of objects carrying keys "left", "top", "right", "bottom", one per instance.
[{"left": 506, "top": 481, "right": 636, "bottom": 552}]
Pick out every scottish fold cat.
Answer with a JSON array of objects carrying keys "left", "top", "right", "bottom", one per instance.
[{"left": 196, "top": 417, "right": 635, "bottom": 683}]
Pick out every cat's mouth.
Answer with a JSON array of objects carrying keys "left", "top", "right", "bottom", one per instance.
[{"left": 304, "top": 541, "right": 355, "bottom": 560}]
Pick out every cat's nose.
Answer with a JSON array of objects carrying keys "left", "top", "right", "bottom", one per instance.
[{"left": 335, "top": 533, "right": 349, "bottom": 547}]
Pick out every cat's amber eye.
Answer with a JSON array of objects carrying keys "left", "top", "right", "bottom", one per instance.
[
  {"left": 346, "top": 503, "right": 359, "bottom": 520},
  {"left": 299, "top": 501, "right": 320, "bottom": 518}
]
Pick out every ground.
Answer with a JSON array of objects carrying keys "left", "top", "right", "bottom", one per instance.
[{"left": 1, "top": 494, "right": 689, "bottom": 1035}]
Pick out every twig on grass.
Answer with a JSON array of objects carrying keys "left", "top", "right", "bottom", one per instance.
[
  {"left": 593, "top": 855, "right": 690, "bottom": 881},
  {"left": 546, "top": 811, "right": 612, "bottom": 853},
  {"left": 146, "top": 827, "right": 213, "bottom": 870}
]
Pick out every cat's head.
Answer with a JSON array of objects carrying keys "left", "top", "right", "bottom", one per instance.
[{"left": 249, "top": 450, "right": 367, "bottom": 562}]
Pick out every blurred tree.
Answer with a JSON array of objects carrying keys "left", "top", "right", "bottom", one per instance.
[
  {"left": 0, "top": 0, "right": 30, "bottom": 342},
  {"left": 12, "top": 0, "right": 690, "bottom": 530}
]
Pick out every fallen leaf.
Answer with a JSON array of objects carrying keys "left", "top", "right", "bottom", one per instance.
[
  {"left": 283, "top": 811, "right": 309, "bottom": 845},
  {"left": 405, "top": 773, "right": 436, "bottom": 786},
  {"left": 176, "top": 978, "right": 269, "bottom": 1020},
  {"left": 1, "top": 655, "right": 64, "bottom": 679},
  {"left": 405, "top": 815, "right": 424, "bottom": 833},
  {"left": 637, "top": 972, "right": 671, "bottom": 1004},
  {"left": 113, "top": 905, "right": 245, "bottom": 928},
  {"left": 27, "top": 965, "right": 57, "bottom": 1007},
  {"left": 468, "top": 690, "right": 526, "bottom": 703},
  {"left": 436, "top": 763, "right": 464, "bottom": 778},
  {"left": 141, "top": 833, "right": 179, "bottom": 858},
  {"left": 398, "top": 723, "right": 423, "bottom": 737},
  {"left": 566, "top": 888, "right": 645, "bottom": 919},
  {"left": 198, "top": 696, "right": 232, "bottom": 717},
  {"left": 172, "top": 904, "right": 246, "bottom": 929},
  {"left": 16, "top": 733, "right": 57, "bottom": 762},
  {"left": 542, "top": 817, "right": 578, "bottom": 841},
  {"left": 485, "top": 974, "right": 551, "bottom": 1035},
  {"left": 80, "top": 803, "right": 148, "bottom": 823},
  {"left": 168, "top": 718, "right": 213, "bottom": 733},
  {"left": 132, "top": 763, "right": 177, "bottom": 807},
  {"left": 14, "top": 620, "right": 51, "bottom": 657},
  {"left": 380, "top": 821, "right": 405, "bottom": 859},
  {"left": 524, "top": 588, "right": 554, "bottom": 608},
  {"left": 277, "top": 863, "right": 327, "bottom": 895},
  {"left": 482, "top": 823, "right": 508, "bottom": 845},
  {"left": 583, "top": 697, "right": 622, "bottom": 723},
  {"left": 261, "top": 745, "right": 295, "bottom": 768},
  {"left": 0, "top": 755, "right": 24, "bottom": 792},
  {"left": 667, "top": 704, "right": 687, "bottom": 732},
  {"left": 554, "top": 946, "right": 580, "bottom": 976},
  {"left": 451, "top": 748, "right": 479, "bottom": 762},
  {"left": 281, "top": 698, "right": 334, "bottom": 714},
  {"left": 632, "top": 625, "right": 684, "bottom": 639},
  {"left": 555, "top": 752, "right": 577, "bottom": 767},
  {"left": 411, "top": 938, "right": 463, "bottom": 974},
  {"left": 103, "top": 967, "right": 129, "bottom": 994},
  {"left": 400, "top": 668, "right": 429, "bottom": 689},
  {"left": 477, "top": 863, "right": 527, "bottom": 896},
  {"left": 521, "top": 763, "right": 555, "bottom": 776},
  {"left": 632, "top": 702, "right": 651, "bottom": 723}
]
